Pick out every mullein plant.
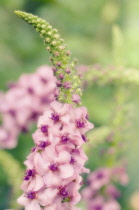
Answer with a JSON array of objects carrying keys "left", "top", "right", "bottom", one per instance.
[
  {"left": 14, "top": 11, "right": 94, "bottom": 210},
  {"left": 82, "top": 87, "right": 130, "bottom": 210}
]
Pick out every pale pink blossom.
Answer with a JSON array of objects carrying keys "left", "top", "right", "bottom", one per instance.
[{"left": 71, "top": 106, "right": 94, "bottom": 134}]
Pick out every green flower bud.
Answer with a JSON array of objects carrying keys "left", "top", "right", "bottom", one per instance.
[{"left": 14, "top": 10, "right": 82, "bottom": 104}]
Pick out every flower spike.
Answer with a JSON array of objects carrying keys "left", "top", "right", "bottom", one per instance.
[{"left": 14, "top": 11, "right": 94, "bottom": 210}]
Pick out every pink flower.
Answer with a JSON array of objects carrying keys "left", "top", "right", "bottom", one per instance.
[
  {"left": 88, "top": 168, "right": 111, "bottom": 191},
  {"left": 21, "top": 170, "right": 44, "bottom": 192},
  {"left": 38, "top": 101, "right": 71, "bottom": 128},
  {"left": 71, "top": 106, "right": 94, "bottom": 134},
  {"left": 18, "top": 188, "right": 58, "bottom": 210}
]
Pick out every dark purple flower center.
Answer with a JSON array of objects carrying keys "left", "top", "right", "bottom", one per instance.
[
  {"left": 51, "top": 113, "right": 60, "bottom": 122},
  {"left": 61, "top": 135, "right": 70, "bottom": 143},
  {"left": 27, "top": 87, "right": 34, "bottom": 94},
  {"left": 96, "top": 172, "right": 104, "bottom": 179},
  {"left": 26, "top": 169, "right": 36, "bottom": 177},
  {"left": 26, "top": 191, "right": 36, "bottom": 199},
  {"left": 21, "top": 126, "right": 28, "bottom": 133},
  {"left": 81, "top": 134, "right": 87, "bottom": 142},
  {"left": 38, "top": 141, "right": 48, "bottom": 149},
  {"left": 8, "top": 109, "right": 16, "bottom": 117},
  {"left": 94, "top": 205, "right": 102, "bottom": 210},
  {"left": 24, "top": 176, "right": 30, "bottom": 181},
  {"left": 70, "top": 157, "right": 76, "bottom": 165},
  {"left": 40, "top": 125, "right": 48, "bottom": 133},
  {"left": 76, "top": 120, "right": 85, "bottom": 128},
  {"left": 40, "top": 77, "right": 47, "bottom": 84},
  {"left": 41, "top": 97, "right": 50, "bottom": 104},
  {"left": 49, "top": 163, "right": 58, "bottom": 171},
  {"left": 30, "top": 112, "right": 39, "bottom": 120},
  {"left": 24, "top": 169, "right": 36, "bottom": 180},
  {"left": 59, "top": 187, "right": 69, "bottom": 197}
]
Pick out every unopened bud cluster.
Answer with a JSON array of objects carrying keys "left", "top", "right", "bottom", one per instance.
[{"left": 15, "top": 11, "right": 82, "bottom": 104}]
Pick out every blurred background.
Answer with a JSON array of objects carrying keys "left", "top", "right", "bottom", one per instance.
[{"left": 1, "top": 0, "right": 139, "bottom": 209}]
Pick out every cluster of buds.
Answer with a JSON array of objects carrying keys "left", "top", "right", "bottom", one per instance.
[
  {"left": 0, "top": 65, "right": 56, "bottom": 149},
  {"left": 15, "top": 11, "right": 82, "bottom": 104},
  {"left": 17, "top": 101, "right": 94, "bottom": 209},
  {"left": 82, "top": 167, "right": 128, "bottom": 210}
]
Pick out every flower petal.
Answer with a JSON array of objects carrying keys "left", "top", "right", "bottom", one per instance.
[
  {"left": 59, "top": 164, "right": 74, "bottom": 178},
  {"left": 43, "top": 171, "right": 60, "bottom": 186},
  {"left": 57, "top": 151, "right": 71, "bottom": 163},
  {"left": 25, "top": 200, "right": 41, "bottom": 210},
  {"left": 38, "top": 188, "right": 58, "bottom": 206},
  {"left": 17, "top": 194, "right": 29, "bottom": 206},
  {"left": 44, "top": 204, "right": 57, "bottom": 210},
  {"left": 34, "top": 175, "right": 44, "bottom": 191}
]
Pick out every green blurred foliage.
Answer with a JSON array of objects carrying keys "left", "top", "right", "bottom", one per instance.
[{"left": 1, "top": 0, "right": 139, "bottom": 209}]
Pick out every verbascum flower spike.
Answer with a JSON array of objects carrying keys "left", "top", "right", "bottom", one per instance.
[
  {"left": 15, "top": 11, "right": 94, "bottom": 210},
  {"left": 15, "top": 11, "right": 82, "bottom": 104}
]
